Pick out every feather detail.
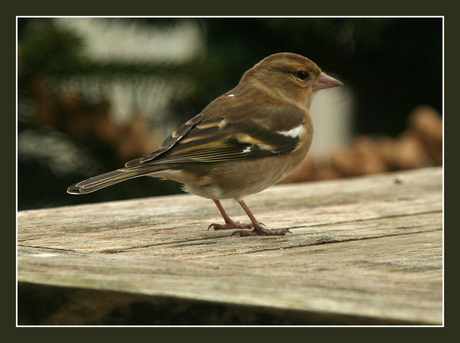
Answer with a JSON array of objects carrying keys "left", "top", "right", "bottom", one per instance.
[
  {"left": 124, "top": 114, "right": 203, "bottom": 167},
  {"left": 123, "top": 105, "right": 307, "bottom": 168},
  {"left": 67, "top": 166, "right": 165, "bottom": 194}
]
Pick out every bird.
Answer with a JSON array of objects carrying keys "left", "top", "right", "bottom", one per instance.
[{"left": 67, "top": 52, "right": 343, "bottom": 236}]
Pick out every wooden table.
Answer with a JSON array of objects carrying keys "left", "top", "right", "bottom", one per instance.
[{"left": 17, "top": 167, "right": 443, "bottom": 325}]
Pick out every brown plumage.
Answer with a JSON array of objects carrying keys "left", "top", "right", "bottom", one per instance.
[{"left": 68, "top": 53, "right": 343, "bottom": 236}]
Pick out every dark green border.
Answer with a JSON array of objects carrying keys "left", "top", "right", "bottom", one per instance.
[{"left": 8, "top": 0, "right": 455, "bottom": 340}]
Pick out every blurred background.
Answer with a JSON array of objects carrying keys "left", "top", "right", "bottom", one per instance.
[{"left": 17, "top": 17, "right": 443, "bottom": 211}]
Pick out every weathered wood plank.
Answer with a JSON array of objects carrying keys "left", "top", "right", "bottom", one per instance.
[{"left": 17, "top": 167, "right": 443, "bottom": 325}]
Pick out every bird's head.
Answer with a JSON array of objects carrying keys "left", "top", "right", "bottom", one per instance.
[{"left": 241, "top": 52, "right": 343, "bottom": 108}]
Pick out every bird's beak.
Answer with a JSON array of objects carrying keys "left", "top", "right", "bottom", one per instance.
[{"left": 313, "top": 73, "right": 343, "bottom": 90}]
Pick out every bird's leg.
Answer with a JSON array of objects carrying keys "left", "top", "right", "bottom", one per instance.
[
  {"left": 208, "top": 199, "right": 253, "bottom": 230},
  {"left": 231, "top": 199, "right": 291, "bottom": 237}
]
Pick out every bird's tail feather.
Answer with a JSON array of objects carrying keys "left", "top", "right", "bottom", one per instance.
[{"left": 67, "top": 166, "right": 164, "bottom": 195}]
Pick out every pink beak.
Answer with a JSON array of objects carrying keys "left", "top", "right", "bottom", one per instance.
[{"left": 313, "top": 72, "right": 343, "bottom": 90}]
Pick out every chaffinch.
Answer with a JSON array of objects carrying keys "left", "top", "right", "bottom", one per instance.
[{"left": 68, "top": 53, "right": 343, "bottom": 236}]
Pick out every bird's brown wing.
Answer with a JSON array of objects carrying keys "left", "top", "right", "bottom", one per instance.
[{"left": 125, "top": 105, "right": 305, "bottom": 167}]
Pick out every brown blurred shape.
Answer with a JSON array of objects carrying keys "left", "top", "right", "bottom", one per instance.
[
  {"left": 26, "top": 77, "right": 162, "bottom": 163},
  {"left": 281, "top": 105, "right": 443, "bottom": 184}
]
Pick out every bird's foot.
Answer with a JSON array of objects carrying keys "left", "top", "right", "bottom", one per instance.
[
  {"left": 208, "top": 221, "right": 291, "bottom": 236},
  {"left": 208, "top": 220, "right": 254, "bottom": 231},
  {"left": 231, "top": 223, "right": 292, "bottom": 237},
  {"left": 231, "top": 228, "right": 291, "bottom": 236}
]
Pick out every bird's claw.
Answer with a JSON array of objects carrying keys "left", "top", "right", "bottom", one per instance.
[
  {"left": 231, "top": 228, "right": 292, "bottom": 237},
  {"left": 208, "top": 221, "right": 253, "bottom": 231}
]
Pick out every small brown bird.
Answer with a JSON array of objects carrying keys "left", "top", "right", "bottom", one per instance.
[{"left": 68, "top": 53, "right": 343, "bottom": 236}]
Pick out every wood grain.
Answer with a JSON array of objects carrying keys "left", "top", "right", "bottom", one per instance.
[{"left": 17, "top": 167, "right": 443, "bottom": 325}]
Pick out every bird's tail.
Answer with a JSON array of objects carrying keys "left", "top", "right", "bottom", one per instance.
[{"left": 67, "top": 166, "right": 164, "bottom": 195}]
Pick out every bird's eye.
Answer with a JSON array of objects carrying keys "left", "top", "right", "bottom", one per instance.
[{"left": 296, "top": 70, "right": 309, "bottom": 80}]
